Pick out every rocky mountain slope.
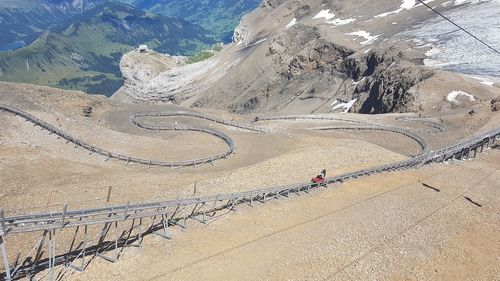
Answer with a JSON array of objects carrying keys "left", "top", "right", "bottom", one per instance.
[
  {"left": 113, "top": 0, "right": 500, "bottom": 114},
  {"left": 0, "top": 1, "right": 215, "bottom": 96}
]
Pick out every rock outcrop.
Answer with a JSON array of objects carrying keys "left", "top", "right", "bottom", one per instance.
[
  {"left": 261, "top": 0, "right": 287, "bottom": 8},
  {"left": 492, "top": 96, "right": 500, "bottom": 112},
  {"left": 113, "top": 0, "right": 500, "bottom": 115},
  {"left": 232, "top": 22, "right": 249, "bottom": 44},
  {"left": 345, "top": 48, "right": 434, "bottom": 114}
]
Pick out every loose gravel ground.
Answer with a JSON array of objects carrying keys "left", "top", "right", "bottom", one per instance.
[{"left": 0, "top": 82, "right": 498, "bottom": 280}]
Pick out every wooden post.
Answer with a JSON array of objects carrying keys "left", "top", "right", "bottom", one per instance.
[
  {"left": 61, "top": 204, "right": 68, "bottom": 228},
  {"left": 106, "top": 186, "right": 112, "bottom": 204}
]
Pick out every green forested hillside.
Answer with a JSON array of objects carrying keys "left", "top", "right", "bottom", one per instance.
[
  {"left": 0, "top": 1, "right": 215, "bottom": 96},
  {"left": 132, "top": 0, "right": 260, "bottom": 42}
]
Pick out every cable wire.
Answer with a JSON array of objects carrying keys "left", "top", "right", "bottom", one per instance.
[{"left": 416, "top": 0, "right": 500, "bottom": 55}]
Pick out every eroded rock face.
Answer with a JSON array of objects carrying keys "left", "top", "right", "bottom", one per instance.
[
  {"left": 270, "top": 25, "right": 353, "bottom": 78},
  {"left": 339, "top": 47, "right": 434, "bottom": 114},
  {"left": 351, "top": 66, "right": 433, "bottom": 113},
  {"left": 223, "top": 25, "right": 357, "bottom": 113},
  {"left": 492, "top": 96, "right": 500, "bottom": 112},
  {"left": 215, "top": 24, "right": 435, "bottom": 114},
  {"left": 232, "top": 23, "right": 249, "bottom": 44}
]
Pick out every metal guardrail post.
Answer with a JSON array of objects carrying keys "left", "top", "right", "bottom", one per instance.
[
  {"left": 0, "top": 235, "right": 11, "bottom": 281},
  {"left": 0, "top": 209, "right": 5, "bottom": 235},
  {"left": 0, "top": 209, "right": 12, "bottom": 281}
]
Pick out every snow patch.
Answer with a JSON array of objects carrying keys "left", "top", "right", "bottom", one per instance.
[
  {"left": 446, "top": 91, "right": 475, "bottom": 104},
  {"left": 401, "top": 0, "right": 417, "bottom": 9},
  {"left": 480, "top": 81, "right": 495, "bottom": 86},
  {"left": 347, "top": 31, "right": 380, "bottom": 45},
  {"left": 248, "top": 38, "right": 267, "bottom": 47},
  {"left": 332, "top": 99, "right": 357, "bottom": 113},
  {"left": 425, "top": 46, "right": 441, "bottom": 56},
  {"left": 285, "top": 18, "right": 297, "bottom": 29},
  {"left": 313, "top": 9, "right": 336, "bottom": 20},
  {"left": 313, "top": 9, "right": 355, "bottom": 26},
  {"left": 328, "top": 18, "right": 356, "bottom": 26},
  {"left": 375, "top": 9, "right": 404, "bottom": 18},
  {"left": 466, "top": 75, "right": 496, "bottom": 86},
  {"left": 352, "top": 77, "right": 366, "bottom": 85},
  {"left": 375, "top": 0, "right": 436, "bottom": 18},
  {"left": 454, "top": 0, "right": 495, "bottom": 5}
]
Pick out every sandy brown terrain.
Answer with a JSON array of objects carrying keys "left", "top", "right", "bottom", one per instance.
[
  {"left": 0, "top": 81, "right": 499, "bottom": 280},
  {"left": 65, "top": 149, "right": 500, "bottom": 281}
]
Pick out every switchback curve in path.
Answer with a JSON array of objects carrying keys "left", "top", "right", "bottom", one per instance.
[
  {"left": 0, "top": 105, "right": 270, "bottom": 168},
  {"left": 1, "top": 104, "right": 499, "bottom": 280},
  {"left": 255, "top": 115, "right": 429, "bottom": 153}
]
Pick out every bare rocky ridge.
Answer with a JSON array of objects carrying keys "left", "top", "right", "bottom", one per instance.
[{"left": 112, "top": 0, "right": 500, "bottom": 115}]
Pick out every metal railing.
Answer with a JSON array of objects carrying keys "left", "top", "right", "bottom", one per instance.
[
  {"left": 1, "top": 105, "right": 499, "bottom": 280},
  {"left": 2, "top": 127, "right": 498, "bottom": 235},
  {"left": 0, "top": 105, "right": 270, "bottom": 168},
  {"left": 256, "top": 114, "right": 428, "bottom": 152}
]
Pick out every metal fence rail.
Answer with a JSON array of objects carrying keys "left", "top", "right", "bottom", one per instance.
[
  {"left": 0, "top": 105, "right": 270, "bottom": 168},
  {"left": 2, "top": 127, "right": 498, "bottom": 235},
  {"left": 256, "top": 115, "right": 429, "bottom": 152},
  {"left": 0, "top": 105, "right": 498, "bottom": 280},
  {"left": 314, "top": 125, "right": 428, "bottom": 153}
]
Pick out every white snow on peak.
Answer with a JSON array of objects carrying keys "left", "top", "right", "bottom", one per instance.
[
  {"left": 401, "top": 0, "right": 417, "bottom": 9},
  {"left": 285, "top": 18, "right": 297, "bottom": 29},
  {"left": 446, "top": 91, "right": 475, "bottom": 104},
  {"left": 347, "top": 31, "right": 380, "bottom": 45},
  {"left": 313, "top": 9, "right": 355, "bottom": 26},
  {"left": 332, "top": 99, "right": 357, "bottom": 113},
  {"left": 313, "top": 9, "right": 336, "bottom": 20},
  {"left": 375, "top": 0, "right": 436, "bottom": 18}
]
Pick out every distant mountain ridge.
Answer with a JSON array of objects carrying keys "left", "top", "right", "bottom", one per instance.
[
  {"left": 0, "top": 0, "right": 215, "bottom": 95},
  {"left": 0, "top": 0, "right": 107, "bottom": 48},
  {"left": 132, "top": 0, "right": 261, "bottom": 42}
]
